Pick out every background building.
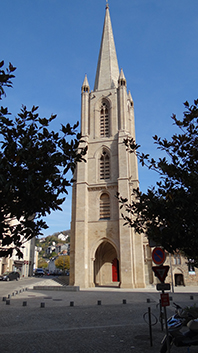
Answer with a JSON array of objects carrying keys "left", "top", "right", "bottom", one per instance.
[{"left": 0, "top": 237, "right": 35, "bottom": 277}]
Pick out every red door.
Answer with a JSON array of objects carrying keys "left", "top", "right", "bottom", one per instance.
[{"left": 112, "top": 258, "right": 119, "bottom": 282}]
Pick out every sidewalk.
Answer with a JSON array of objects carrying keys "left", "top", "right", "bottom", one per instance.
[{"left": 3, "top": 277, "right": 198, "bottom": 309}]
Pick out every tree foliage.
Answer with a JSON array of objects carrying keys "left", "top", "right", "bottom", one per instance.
[
  {"left": 117, "top": 99, "right": 198, "bottom": 266},
  {"left": 38, "top": 258, "right": 48, "bottom": 269},
  {"left": 0, "top": 61, "right": 87, "bottom": 258},
  {"left": 55, "top": 255, "right": 70, "bottom": 271}
]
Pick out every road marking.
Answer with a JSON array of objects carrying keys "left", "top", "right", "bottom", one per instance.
[{"left": 0, "top": 323, "right": 134, "bottom": 335}]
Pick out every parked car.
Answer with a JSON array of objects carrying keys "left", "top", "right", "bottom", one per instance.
[
  {"left": 0, "top": 271, "right": 20, "bottom": 281},
  {"left": 34, "top": 268, "right": 45, "bottom": 277}
]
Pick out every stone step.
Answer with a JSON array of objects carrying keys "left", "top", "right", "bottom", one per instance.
[{"left": 53, "top": 275, "right": 70, "bottom": 286}]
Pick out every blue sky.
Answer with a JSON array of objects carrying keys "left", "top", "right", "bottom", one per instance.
[{"left": 1, "top": 0, "right": 198, "bottom": 236}]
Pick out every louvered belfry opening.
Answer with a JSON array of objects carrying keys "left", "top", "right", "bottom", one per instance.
[
  {"left": 100, "top": 150, "right": 110, "bottom": 180},
  {"left": 100, "top": 193, "right": 110, "bottom": 219},
  {"left": 100, "top": 102, "right": 109, "bottom": 137}
]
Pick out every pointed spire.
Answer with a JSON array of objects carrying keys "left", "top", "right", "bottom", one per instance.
[
  {"left": 94, "top": 4, "right": 119, "bottom": 91},
  {"left": 118, "top": 68, "right": 127, "bottom": 87},
  {"left": 128, "top": 90, "right": 134, "bottom": 106},
  {"left": 128, "top": 90, "right": 133, "bottom": 102},
  {"left": 81, "top": 74, "right": 90, "bottom": 93}
]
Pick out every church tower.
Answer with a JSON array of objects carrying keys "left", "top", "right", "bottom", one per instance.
[{"left": 70, "top": 3, "right": 146, "bottom": 288}]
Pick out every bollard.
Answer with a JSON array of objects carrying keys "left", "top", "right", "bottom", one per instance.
[
  {"left": 23, "top": 301, "right": 27, "bottom": 306},
  {"left": 2, "top": 297, "right": 6, "bottom": 301},
  {"left": 147, "top": 298, "right": 150, "bottom": 303},
  {"left": 169, "top": 296, "right": 173, "bottom": 301},
  {"left": 190, "top": 295, "right": 194, "bottom": 300},
  {"left": 8, "top": 294, "right": 10, "bottom": 299},
  {"left": 6, "top": 299, "right": 10, "bottom": 305},
  {"left": 97, "top": 300, "right": 102, "bottom": 305},
  {"left": 40, "top": 302, "right": 45, "bottom": 308},
  {"left": 123, "top": 299, "right": 127, "bottom": 304},
  {"left": 70, "top": 301, "right": 74, "bottom": 307}
]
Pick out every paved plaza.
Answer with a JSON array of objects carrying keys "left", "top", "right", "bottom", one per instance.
[{"left": 0, "top": 278, "right": 198, "bottom": 352}]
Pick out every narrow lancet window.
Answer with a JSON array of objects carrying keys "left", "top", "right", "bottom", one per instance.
[
  {"left": 100, "top": 193, "right": 110, "bottom": 219},
  {"left": 100, "top": 150, "right": 110, "bottom": 180},
  {"left": 100, "top": 102, "right": 109, "bottom": 137}
]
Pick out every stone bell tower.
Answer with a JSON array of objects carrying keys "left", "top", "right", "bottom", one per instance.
[{"left": 70, "top": 3, "right": 146, "bottom": 289}]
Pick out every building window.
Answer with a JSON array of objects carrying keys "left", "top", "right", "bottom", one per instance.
[
  {"left": 100, "top": 102, "right": 109, "bottom": 137},
  {"left": 173, "top": 254, "right": 181, "bottom": 265},
  {"left": 100, "top": 150, "right": 110, "bottom": 180},
  {"left": 100, "top": 193, "right": 110, "bottom": 219}
]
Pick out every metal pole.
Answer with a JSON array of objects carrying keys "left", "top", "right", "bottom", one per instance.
[
  {"left": 162, "top": 289, "right": 170, "bottom": 353},
  {"left": 163, "top": 306, "right": 170, "bottom": 353},
  {"left": 169, "top": 253, "right": 174, "bottom": 293},
  {"left": 148, "top": 307, "right": 153, "bottom": 347},
  {"left": 159, "top": 299, "right": 164, "bottom": 331}
]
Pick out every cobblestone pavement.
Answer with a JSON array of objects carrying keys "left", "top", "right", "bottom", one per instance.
[{"left": 0, "top": 281, "right": 198, "bottom": 352}]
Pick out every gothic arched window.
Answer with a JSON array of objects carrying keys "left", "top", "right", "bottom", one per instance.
[
  {"left": 100, "top": 150, "right": 110, "bottom": 180},
  {"left": 100, "top": 193, "right": 110, "bottom": 219},
  {"left": 100, "top": 102, "right": 109, "bottom": 137}
]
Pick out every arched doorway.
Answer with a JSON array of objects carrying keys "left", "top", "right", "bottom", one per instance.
[
  {"left": 174, "top": 268, "right": 185, "bottom": 286},
  {"left": 175, "top": 274, "right": 184, "bottom": 286},
  {"left": 94, "top": 241, "right": 119, "bottom": 286}
]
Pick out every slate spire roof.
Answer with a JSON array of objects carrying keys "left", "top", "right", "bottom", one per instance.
[{"left": 94, "top": 3, "right": 119, "bottom": 91}]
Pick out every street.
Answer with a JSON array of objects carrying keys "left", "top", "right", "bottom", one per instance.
[
  {"left": 0, "top": 276, "right": 50, "bottom": 299},
  {"left": 0, "top": 278, "right": 198, "bottom": 352}
]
